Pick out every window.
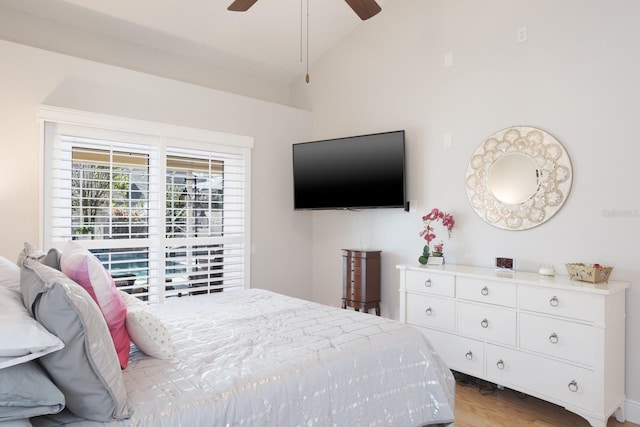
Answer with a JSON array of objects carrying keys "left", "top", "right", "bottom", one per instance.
[{"left": 40, "top": 107, "right": 252, "bottom": 303}]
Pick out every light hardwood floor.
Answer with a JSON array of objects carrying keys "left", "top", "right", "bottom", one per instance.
[{"left": 454, "top": 375, "right": 639, "bottom": 427}]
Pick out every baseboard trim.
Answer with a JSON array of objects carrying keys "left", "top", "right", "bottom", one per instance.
[{"left": 626, "top": 397, "right": 640, "bottom": 424}]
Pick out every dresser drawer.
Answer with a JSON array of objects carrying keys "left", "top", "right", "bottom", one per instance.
[
  {"left": 405, "top": 270, "right": 455, "bottom": 297},
  {"left": 519, "top": 313, "right": 594, "bottom": 366},
  {"left": 346, "top": 282, "right": 361, "bottom": 300},
  {"left": 486, "top": 344, "right": 594, "bottom": 411},
  {"left": 346, "top": 270, "right": 361, "bottom": 284},
  {"left": 406, "top": 294, "right": 455, "bottom": 332},
  {"left": 457, "top": 276, "right": 516, "bottom": 307},
  {"left": 518, "top": 285, "right": 600, "bottom": 322},
  {"left": 457, "top": 302, "right": 516, "bottom": 346},
  {"left": 348, "top": 259, "right": 362, "bottom": 275},
  {"left": 418, "top": 327, "right": 484, "bottom": 378}
]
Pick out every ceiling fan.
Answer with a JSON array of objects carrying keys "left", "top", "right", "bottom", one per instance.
[{"left": 227, "top": 0, "right": 382, "bottom": 21}]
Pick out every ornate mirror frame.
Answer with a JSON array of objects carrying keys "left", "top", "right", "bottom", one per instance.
[{"left": 465, "top": 126, "right": 572, "bottom": 230}]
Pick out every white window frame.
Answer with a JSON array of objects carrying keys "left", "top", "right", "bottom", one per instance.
[{"left": 37, "top": 105, "right": 253, "bottom": 300}]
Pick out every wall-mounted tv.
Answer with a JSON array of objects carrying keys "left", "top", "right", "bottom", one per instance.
[{"left": 293, "top": 130, "right": 406, "bottom": 210}]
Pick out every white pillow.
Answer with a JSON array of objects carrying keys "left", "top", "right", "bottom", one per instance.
[
  {"left": 0, "top": 287, "right": 64, "bottom": 369},
  {"left": 119, "top": 291, "right": 174, "bottom": 359},
  {"left": 0, "top": 256, "right": 20, "bottom": 292}
]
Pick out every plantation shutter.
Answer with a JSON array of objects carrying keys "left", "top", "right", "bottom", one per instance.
[
  {"left": 41, "top": 110, "right": 252, "bottom": 303},
  {"left": 163, "top": 147, "right": 246, "bottom": 297}
]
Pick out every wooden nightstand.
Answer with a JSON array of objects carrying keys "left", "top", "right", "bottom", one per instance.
[{"left": 341, "top": 250, "right": 381, "bottom": 316}]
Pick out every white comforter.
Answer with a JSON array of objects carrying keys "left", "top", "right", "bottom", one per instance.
[{"left": 36, "top": 289, "right": 455, "bottom": 426}]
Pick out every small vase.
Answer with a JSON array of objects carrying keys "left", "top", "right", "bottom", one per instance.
[{"left": 426, "top": 255, "right": 444, "bottom": 266}]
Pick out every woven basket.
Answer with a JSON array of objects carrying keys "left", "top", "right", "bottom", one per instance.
[{"left": 565, "top": 263, "right": 613, "bottom": 283}]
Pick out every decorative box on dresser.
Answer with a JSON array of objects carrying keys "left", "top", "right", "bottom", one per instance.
[
  {"left": 342, "top": 250, "right": 381, "bottom": 316},
  {"left": 397, "top": 264, "right": 630, "bottom": 427}
]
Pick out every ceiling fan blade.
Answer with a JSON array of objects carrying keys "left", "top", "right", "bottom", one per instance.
[
  {"left": 344, "top": 0, "right": 381, "bottom": 20},
  {"left": 228, "top": 0, "right": 258, "bottom": 12}
]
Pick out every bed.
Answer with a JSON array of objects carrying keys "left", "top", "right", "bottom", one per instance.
[
  {"left": 3, "top": 249, "right": 455, "bottom": 427},
  {"left": 35, "top": 289, "right": 455, "bottom": 426}
]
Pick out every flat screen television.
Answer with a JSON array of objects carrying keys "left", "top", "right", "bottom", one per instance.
[{"left": 293, "top": 130, "right": 406, "bottom": 210}]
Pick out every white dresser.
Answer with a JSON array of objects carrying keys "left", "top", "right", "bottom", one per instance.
[{"left": 397, "top": 264, "right": 630, "bottom": 427}]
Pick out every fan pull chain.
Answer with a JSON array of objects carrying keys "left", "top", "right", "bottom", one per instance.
[{"left": 305, "top": 0, "right": 310, "bottom": 83}]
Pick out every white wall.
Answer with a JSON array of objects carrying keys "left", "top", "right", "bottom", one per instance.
[
  {"left": 0, "top": 39, "right": 314, "bottom": 300},
  {"left": 0, "top": 5, "right": 292, "bottom": 106},
  {"left": 290, "top": 0, "right": 640, "bottom": 418}
]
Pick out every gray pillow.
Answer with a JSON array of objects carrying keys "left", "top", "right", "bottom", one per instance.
[
  {"left": 0, "top": 361, "right": 64, "bottom": 421},
  {"left": 20, "top": 259, "right": 130, "bottom": 422},
  {"left": 40, "top": 248, "right": 61, "bottom": 270}
]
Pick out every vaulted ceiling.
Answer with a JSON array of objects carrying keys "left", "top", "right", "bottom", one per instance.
[{"left": 0, "top": 0, "right": 388, "bottom": 93}]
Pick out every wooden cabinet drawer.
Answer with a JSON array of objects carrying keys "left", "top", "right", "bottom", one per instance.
[
  {"left": 457, "top": 276, "right": 516, "bottom": 308},
  {"left": 405, "top": 270, "right": 454, "bottom": 297},
  {"left": 346, "top": 272, "right": 361, "bottom": 284},
  {"left": 486, "top": 344, "right": 594, "bottom": 411},
  {"left": 346, "top": 283, "right": 361, "bottom": 300},
  {"left": 406, "top": 294, "right": 455, "bottom": 332},
  {"left": 418, "top": 327, "right": 484, "bottom": 378},
  {"left": 519, "top": 313, "right": 594, "bottom": 366},
  {"left": 347, "top": 273, "right": 361, "bottom": 286},
  {"left": 457, "top": 302, "right": 516, "bottom": 346},
  {"left": 348, "top": 260, "right": 362, "bottom": 275},
  {"left": 518, "top": 285, "right": 600, "bottom": 322}
]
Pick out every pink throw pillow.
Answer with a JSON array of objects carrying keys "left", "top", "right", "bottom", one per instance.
[{"left": 60, "top": 241, "right": 130, "bottom": 368}]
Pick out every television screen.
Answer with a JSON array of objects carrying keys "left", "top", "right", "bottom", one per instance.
[{"left": 293, "top": 130, "right": 406, "bottom": 210}]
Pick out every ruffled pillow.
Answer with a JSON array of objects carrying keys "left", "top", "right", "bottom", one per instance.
[
  {"left": 16, "top": 243, "right": 61, "bottom": 271},
  {"left": 16, "top": 242, "right": 47, "bottom": 267}
]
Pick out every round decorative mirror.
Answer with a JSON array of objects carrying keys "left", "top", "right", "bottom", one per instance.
[{"left": 465, "top": 126, "right": 572, "bottom": 230}]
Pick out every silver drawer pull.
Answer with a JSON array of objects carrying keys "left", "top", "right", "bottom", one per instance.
[
  {"left": 549, "top": 333, "right": 559, "bottom": 344},
  {"left": 568, "top": 380, "right": 578, "bottom": 392},
  {"left": 424, "top": 278, "right": 432, "bottom": 287},
  {"left": 425, "top": 307, "right": 433, "bottom": 316},
  {"left": 481, "top": 286, "right": 489, "bottom": 296},
  {"left": 550, "top": 296, "right": 559, "bottom": 307},
  {"left": 480, "top": 318, "right": 489, "bottom": 328},
  {"left": 465, "top": 351, "right": 473, "bottom": 360},
  {"left": 496, "top": 359, "right": 505, "bottom": 370}
]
